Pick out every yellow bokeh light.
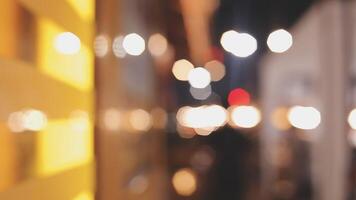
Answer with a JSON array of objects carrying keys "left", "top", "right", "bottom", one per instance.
[
  {"left": 172, "top": 59, "right": 194, "bottom": 81},
  {"left": 271, "top": 107, "right": 292, "bottom": 131},
  {"left": 123, "top": 33, "right": 145, "bottom": 56},
  {"left": 204, "top": 60, "right": 226, "bottom": 81},
  {"left": 287, "top": 106, "right": 321, "bottom": 130},
  {"left": 267, "top": 29, "right": 293, "bottom": 53},
  {"left": 188, "top": 67, "right": 211, "bottom": 89},
  {"left": 172, "top": 168, "right": 197, "bottom": 196},
  {"left": 230, "top": 106, "right": 261, "bottom": 128},
  {"left": 129, "top": 109, "right": 153, "bottom": 132},
  {"left": 148, "top": 33, "right": 168, "bottom": 57}
]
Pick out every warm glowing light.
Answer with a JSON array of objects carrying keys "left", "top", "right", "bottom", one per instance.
[
  {"left": 267, "top": 29, "right": 293, "bottom": 53},
  {"left": 188, "top": 67, "right": 211, "bottom": 89},
  {"left": 230, "top": 106, "right": 261, "bottom": 128},
  {"left": 122, "top": 33, "right": 145, "bottom": 56},
  {"left": 148, "top": 33, "right": 168, "bottom": 57},
  {"left": 271, "top": 107, "right": 291, "bottom": 131},
  {"left": 228, "top": 88, "right": 251, "bottom": 106},
  {"left": 172, "top": 59, "right": 194, "bottom": 81},
  {"left": 22, "top": 109, "right": 48, "bottom": 131},
  {"left": 220, "top": 30, "right": 257, "bottom": 57},
  {"left": 112, "top": 36, "right": 126, "bottom": 58},
  {"left": 94, "top": 35, "right": 109, "bottom": 57},
  {"left": 151, "top": 107, "right": 168, "bottom": 129},
  {"left": 7, "top": 112, "right": 26, "bottom": 133},
  {"left": 189, "top": 85, "right": 212, "bottom": 100},
  {"left": 54, "top": 32, "right": 81, "bottom": 55},
  {"left": 204, "top": 60, "right": 225, "bottom": 81},
  {"left": 287, "top": 106, "right": 321, "bottom": 130},
  {"left": 129, "top": 109, "right": 153, "bottom": 132},
  {"left": 172, "top": 168, "right": 197, "bottom": 196},
  {"left": 194, "top": 127, "right": 215, "bottom": 136},
  {"left": 103, "top": 108, "right": 121, "bottom": 131},
  {"left": 177, "top": 105, "right": 227, "bottom": 129},
  {"left": 69, "top": 110, "right": 90, "bottom": 133},
  {"left": 348, "top": 109, "right": 356, "bottom": 130},
  {"left": 177, "top": 124, "right": 196, "bottom": 139}
]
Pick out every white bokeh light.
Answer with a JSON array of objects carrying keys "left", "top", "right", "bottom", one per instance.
[
  {"left": 220, "top": 30, "right": 257, "bottom": 57},
  {"left": 54, "top": 32, "right": 81, "bottom": 55},
  {"left": 288, "top": 106, "right": 321, "bottom": 130},
  {"left": 348, "top": 109, "right": 356, "bottom": 130},
  {"left": 267, "top": 29, "right": 293, "bottom": 53},
  {"left": 188, "top": 67, "right": 211, "bottom": 89},
  {"left": 122, "top": 33, "right": 145, "bottom": 56},
  {"left": 230, "top": 106, "right": 261, "bottom": 128}
]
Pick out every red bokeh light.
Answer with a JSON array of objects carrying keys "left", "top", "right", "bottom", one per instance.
[{"left": 228, "top": 88, "right": 251, "bottom": 106}]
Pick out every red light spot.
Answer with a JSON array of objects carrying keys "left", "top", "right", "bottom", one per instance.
[{"left": 228, "top": 88, "right": 251, "bottom": 106}]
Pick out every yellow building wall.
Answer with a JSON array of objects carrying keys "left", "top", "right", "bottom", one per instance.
[{"left": 0, "top": 0, "right": 95, "bottom": 199}]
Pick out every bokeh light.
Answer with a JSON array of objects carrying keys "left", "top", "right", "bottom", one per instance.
[
  {"left": 172, "top": 59, "right": 194, "bottom": 81},
  {"left": 204, "top": 60, "right": 226, "bottom": 81},
  {"left": 271, "top": 107, "right": 292, "bottom": 131},
  {"left": 267, "top": 29, "right": 293, "bottom": 53},
  {"left": 189, "top": 85, "right": 212, "bottom": 100},
  {"left": 220, "top": 30, "right": 239, "bottom": 53},
  {"left": 69, "top": 110, "right": 90, "bottom": 133},
  {"left": 122, "top": 33, "right": 145, "bottom": 56},
  {"left": 129, "top": 109, "right": 153, "bottom": 132},
  {"left": 172, "top": 168, "right": 197, "bottom": 196},
  {"left": 7, "top": 111, "right": 26, "bottom": 133},
  {"left": 112, "top": 36, "right": 127, "bottom": 58},
  {"left": 230, "top": 106, "right": 261, "bottom": 128},
  {"left": 22, "top": 109, "right": 48, "bottom": 131},
  {"left": 348, "top": 109, "right": 356, "bottom": 130},
  {"left": 194, "top": 127, "right": 216, "bottom": 136},
  {"left": 148, "top": 33, "right": 168, "bottom": 57},
  {"left": 220, "top": 30, "right": 257, "bottom": 57},
  {"left": 228, "top": 88, "right": 251, "bottom": 106},
  {"left": 54, "top": 32, "right": 81, "bottom": 55},
  {"left": 177, "top": 105, "right": 227, "bottom": 129},
  {"left": 94, "top": 35, "right": 109, "bottom": 57},
  {"left": 287, "top": 106, "right": 321, "bottom": 130},
  {"left": 188, "top": 67, "right": 211, "bottom": 89},
  {"left": 102, "top": 108, "right": 121, "bottom": 131}
]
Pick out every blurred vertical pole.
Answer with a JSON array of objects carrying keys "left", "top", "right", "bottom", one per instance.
[{"left": 312, "top": 1, "right": 350, "bottom": 200}]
